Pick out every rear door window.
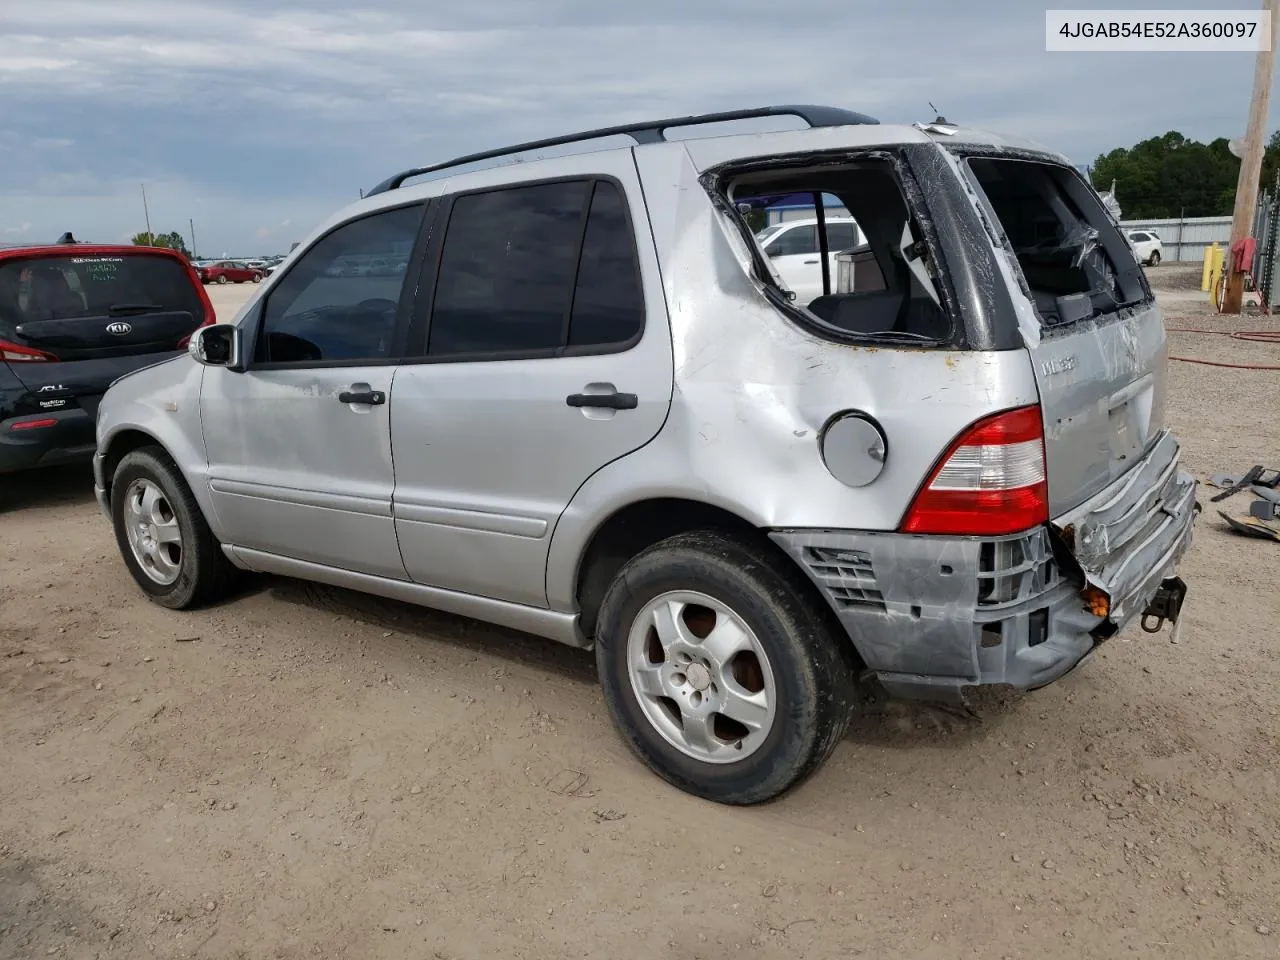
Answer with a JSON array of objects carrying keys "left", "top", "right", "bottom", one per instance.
[
  {"left": 826, "top": 222, "right": 861, "bottom": 251},
  {"left": 766, "top": 225, "right": 818, "bottom": 257},
  {"left": 423, "top": 178, "right": 645, "bottom": 358}
]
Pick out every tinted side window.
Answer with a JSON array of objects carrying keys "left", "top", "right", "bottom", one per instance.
[
  {"left": 568, "top": 181, "right": 644, "bottom": 348},
  {"left": 428, "top": 181, "right": 589, "bottom": 357},
  {"left": 259, "top": 204, "right": 422, "bottom": 364},
  {"left": 769, "top": 225, "right": 818, "bottom": 257},
  {"left": 826, "top": 222, "right": 860, "bottom": 250}
]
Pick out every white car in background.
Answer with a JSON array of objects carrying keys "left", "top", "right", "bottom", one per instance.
[
  {"left": 755, "top": 217, "right": 865, "bottom": 305},
  {"left": 1126, "top": 229, "right": 1163, "bottom": 266}
]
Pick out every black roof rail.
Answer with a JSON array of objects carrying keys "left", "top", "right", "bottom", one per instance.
[{"left": 365, "top": 104, "right": 879, "bottom": 197}]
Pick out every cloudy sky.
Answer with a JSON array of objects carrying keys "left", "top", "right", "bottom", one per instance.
[{"left": 1, "top": 0, "right": 1273, "bottom": 254}]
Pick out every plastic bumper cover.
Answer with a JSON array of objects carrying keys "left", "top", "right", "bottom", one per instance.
[
  {"left": 771, "top": 432, "right": 1197, "bottom": 704},
  {"left": 0, "top": 408, "right": 96, "bottom": 474}
]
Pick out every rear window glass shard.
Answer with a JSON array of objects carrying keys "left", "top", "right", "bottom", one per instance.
[
  {"left": 0, "top": 252, "right": 205, "bottom": 360},
  {"left": 962, "top": 157, "right": 1146, "bottom": 328},
  {"left": 722, "top": 157, "right": 953, "bottom": 345}
]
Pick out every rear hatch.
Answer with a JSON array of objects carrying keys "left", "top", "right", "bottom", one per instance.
[
  {"left": 957, "top": 152, "right": 1195, "bottom": 621},
  {"left": 0, "top": 250, "right": 210, "bottom": 411},
  {"left": 957, "top": 154, "right": 1164, "bottom": 516}
]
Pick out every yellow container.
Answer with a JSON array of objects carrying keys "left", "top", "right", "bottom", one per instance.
[{"left": 1203, "top": 243, "right": 1224, "bottom": 295}]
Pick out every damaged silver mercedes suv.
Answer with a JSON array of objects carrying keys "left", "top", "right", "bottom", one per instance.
[{"left": 93, "top": 105, "right": 1197, "bottom": 805}]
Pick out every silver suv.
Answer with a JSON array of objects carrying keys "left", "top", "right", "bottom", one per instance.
[{"left": 94, "top": 105, "right": 1198, "bottom": 805}]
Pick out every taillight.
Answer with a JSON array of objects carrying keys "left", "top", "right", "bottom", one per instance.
[
  {"left": 0, "top": 339, "right": 58, "bottom": 362},
  {"left": 899, "top": 405, "right": 1048, "bottom": 537}
]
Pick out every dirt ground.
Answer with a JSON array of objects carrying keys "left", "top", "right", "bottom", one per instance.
[{"left": 2, "top": 267, "right": 1279, "bottom": 960}]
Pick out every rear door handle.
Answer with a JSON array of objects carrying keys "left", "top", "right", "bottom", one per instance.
[
  {"left": 566, "top": 390, "right": 638, "bottom": 411},
  {"left": 338, "top": 388, "right": 385, "bottom": 405}
]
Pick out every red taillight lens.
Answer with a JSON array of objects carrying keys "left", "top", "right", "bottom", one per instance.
[
  {"left": 0, "top": 339, "right": 58, "bottom": 362},
  {"left": 899, "top": 405, "right": 1048, "bottom": 536},
  {"left": 10, "top": 418, "right": 58, "bottom": 431}
]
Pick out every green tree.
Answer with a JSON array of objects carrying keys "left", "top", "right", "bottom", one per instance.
[
  {"left": 1091, "top": 130, "right": 1280, "bottom": 219},
  {"left": 132, "top": 230, "right": 191, "bottom": 257}
]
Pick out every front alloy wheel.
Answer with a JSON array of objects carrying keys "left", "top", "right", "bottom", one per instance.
[
  {"left": 121, "top": 478, "right": 183, "bottom": 585},
  {"left": 110, "top": 447, "right": 240, "bottom": 609}
]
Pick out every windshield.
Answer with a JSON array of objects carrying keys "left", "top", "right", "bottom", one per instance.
[{"left": 0, "top": 253, "right": 204, "bottom": 341}]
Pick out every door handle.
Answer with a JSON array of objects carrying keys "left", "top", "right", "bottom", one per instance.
[
  {"left": 566, "top": 390, "right": 638, "bottom": 411},
  {"left": 803, "top": 259, "right": 819, "bottom": 264},
  {"left": 338, "top": 388, "right": 385, "bottom": 405}
]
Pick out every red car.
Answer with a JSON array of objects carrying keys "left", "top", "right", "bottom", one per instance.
[
  {"left": 197, "top": 260, "right": 263, "bottom": 285},
  {"left": 1, "top": 237, "right": 214, "bottom": 479}
]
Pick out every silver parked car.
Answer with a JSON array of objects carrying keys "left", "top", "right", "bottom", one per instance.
[{"left": 93, "top": 105, "right": 1198, "bottom": 805}]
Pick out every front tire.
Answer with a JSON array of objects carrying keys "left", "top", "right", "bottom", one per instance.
[
  {"left": 110, "top": 447, "right": 239, "bottom": 609},
  {"left": 215, "top": 274, "right": 228, "bottom": 284},
  {"left": 595, "top": 530, "right": 857, "bottom": 805}
]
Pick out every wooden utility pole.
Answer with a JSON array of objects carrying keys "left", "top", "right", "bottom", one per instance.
[
  {"left": 1223, "top": 0, "right": 1280, "bottom": 313},
  {"left": 140, "top": 183, "right": 152, "bottom": 241}
]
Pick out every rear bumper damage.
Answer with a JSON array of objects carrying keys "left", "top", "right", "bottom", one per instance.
[{"left": 772, "top": 430, "right": 1197, "bottom": 704}]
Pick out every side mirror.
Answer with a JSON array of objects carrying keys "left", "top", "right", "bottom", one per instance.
[{"left": 188, "top": 323, "right": 244, "bottom": 371}]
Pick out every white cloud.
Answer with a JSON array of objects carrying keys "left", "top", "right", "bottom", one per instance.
[{"left": 0, "top": 0, "right": 1271, "bottom": 249}]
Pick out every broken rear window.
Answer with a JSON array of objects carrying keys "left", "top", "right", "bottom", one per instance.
[{"left": 962, "top": 157, "right": 1147, "bottom": 327}]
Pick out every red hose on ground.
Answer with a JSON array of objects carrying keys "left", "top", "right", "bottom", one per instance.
[{"left": 1164, "top": 326, "right": 1280, "bottom": 370}]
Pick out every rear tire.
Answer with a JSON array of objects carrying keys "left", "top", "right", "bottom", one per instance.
[
  {"left": 1149, "top": 251, "right": 1161, "bottom": 267},
  {"left": 252, "top": 272, "right": 263, "bottom": 283},
  {"left": 594, "top": 530, "right": 857, "bottom": 805},
  {"left": 110, "top": 447, "right": 239, "bottom": 609}
]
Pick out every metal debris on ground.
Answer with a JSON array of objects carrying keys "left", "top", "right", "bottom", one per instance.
[{"left": 1208, "top": 465, "right": 1280, "bottom": 542}]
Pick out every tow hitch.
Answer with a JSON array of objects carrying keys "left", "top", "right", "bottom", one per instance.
[{"left": 1140, "top": 576, "right": 1188, "bottom": 634}]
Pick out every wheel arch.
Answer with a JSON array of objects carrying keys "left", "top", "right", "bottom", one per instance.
[
  {"left": 101, "top": 427, "right": 171, "bottom": 493},
  {"left": 569, "top": 496, "right": 865, "bottom": 671},
  {"left": 99, "top": 420, "right": 222, "bottom": 539}
]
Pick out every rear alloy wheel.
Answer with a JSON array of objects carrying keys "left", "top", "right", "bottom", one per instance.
[
  {"left": 1149, "top": 251, "right": 1161, "bottom": 267},
  {"left": 595, "top": 530, "right": 857, "bottom": 805},
  {"left": 110, "top": 447, "right": 239, "bottom": 609},
  {"left": 215, "top": 274, "right": 228, "bottom": 284}
]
